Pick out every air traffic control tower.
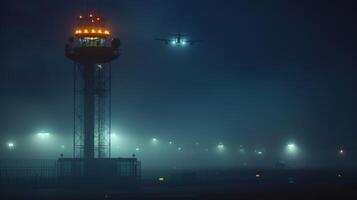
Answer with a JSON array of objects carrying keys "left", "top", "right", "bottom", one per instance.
[
  {"left": 60, "top": 13, "right": 140, "bottom": 186},
  {"left": 66, "top": 13, "right": 118, "bottom": 161}
]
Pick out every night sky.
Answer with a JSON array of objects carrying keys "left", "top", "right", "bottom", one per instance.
[{"left": 0, "top": 0, "right": 356, "bottom": 168}]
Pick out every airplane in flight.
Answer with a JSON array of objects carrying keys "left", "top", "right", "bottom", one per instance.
[{"left": 155, "top": 33, "right": 203, "bottom": 46}]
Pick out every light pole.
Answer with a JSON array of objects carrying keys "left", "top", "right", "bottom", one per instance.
[{"left": 7, "top": 142, "right": 15, "bottom": 150}]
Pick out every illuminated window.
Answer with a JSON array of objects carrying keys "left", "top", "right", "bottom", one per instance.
[{"left": 79, "top": 37, "right": 106, "bottom": 47}]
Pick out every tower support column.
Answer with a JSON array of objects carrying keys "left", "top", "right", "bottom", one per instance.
[{"left": 84, "top": 64, "right": 95, "bottom": 160}]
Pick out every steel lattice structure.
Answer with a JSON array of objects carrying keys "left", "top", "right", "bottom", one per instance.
[
  {"left": 65, "top": 13, "right": 120, "bottom": 164},
  {"left": 73, "top": 63, "right": 112, "bottom": 158}
]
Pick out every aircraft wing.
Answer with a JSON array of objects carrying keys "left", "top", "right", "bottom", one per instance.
[
  {"left": 185, "top": 39, "right": 204, "bottom": 45},
  {"left": 155, "top": 38, "right": 171, "bottom": 42}
]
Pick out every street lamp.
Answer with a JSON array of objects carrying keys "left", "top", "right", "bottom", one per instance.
[
  {"left": 37, "top": 132, "right": 50, "bottom": 138},
  {"left": 285, "top": 142, "right": 298, "bottom": 156},
  {"left": 7, "top": 142, "right": 15, "bottom": 150},
  {"left": 217, "top": 142, "right": 225, "bottom": 152}
]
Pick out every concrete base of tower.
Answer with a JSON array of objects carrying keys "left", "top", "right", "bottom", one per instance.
[{"left": 57, "top": 158, "right": 140, "bottom": 188}]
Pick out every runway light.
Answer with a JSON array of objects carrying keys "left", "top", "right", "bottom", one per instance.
[
  {"left": 152, "top": 138, "right": 158, "bottom": 143},
  {"left": 169, "top": 141, "right": 173, "bottom": 145},
  {"left": 171, "top": 40, "right": 176, "bottom": 45},
  {"left": 178, "top": 147, "right": 182, "bottom": 151},
  {"left": 135, "top": 147, "right": 140, "bottom": 151},
  {"left": 158, "top": 177, "right": 165, "bottom": 182},
  {"left": 181, "top": 40, "right": 187, "bottom": 45}
]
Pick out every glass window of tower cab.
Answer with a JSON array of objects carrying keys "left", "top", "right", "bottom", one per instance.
[{"left": 74, "top": 13, "right": 111, "bottom": 47}]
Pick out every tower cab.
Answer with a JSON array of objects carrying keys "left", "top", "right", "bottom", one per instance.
[
  {"left": 74, "top": 13, "right": 111, "bottom": 47},
  {"left": 65, "top": 13, "right": 120, "bottom": 64}
]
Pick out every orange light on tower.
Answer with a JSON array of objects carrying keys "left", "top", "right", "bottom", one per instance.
[
  {"left": 73, "top": 14, "right": 110, "bottom": 37},
  {"left": 74, "top": 28, "right": 110, "bottom": 36}
]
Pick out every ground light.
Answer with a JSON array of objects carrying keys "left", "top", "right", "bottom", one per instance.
[
  {"left": 37, "top": 132, "right": 50, "bottom": 137},
  {"left": 110, "top": 133, "right": 118, "bottom": 140},
  {"left": 285, "top": 142, "right": 298, "bottom": 156},
  {"left": 239, "top": 145, "right": 245, "bottom": 154},
  {"left": 254, "top": 149, "right": 264, "bottom": 155},
  {"left": 287, "top": 143, "right": 297, "bottom": 151},
  {"left": 7, "top": 142, "right": 14, "bottom": 150},
  {"left": 338, "top": 148, "right": 345, "bottom": 155},
  {"left": 255, "top": 172, "right": 262, "bottom": 178},
  {"left": 337, "top": 172, "right": 343, "bottom": 178},
  {"left": 217, "top": 142, "right": 225, "bottom": 152}
]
